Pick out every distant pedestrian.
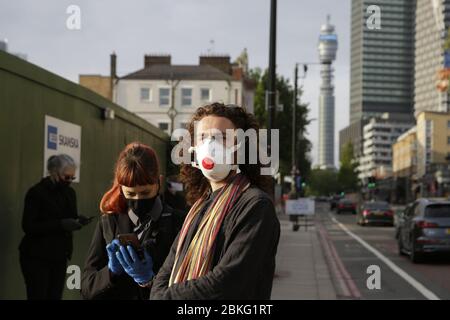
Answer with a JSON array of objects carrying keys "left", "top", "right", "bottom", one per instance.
[
  {"left": 163, "top": 178, "right": 189, "bottom": 214},
  {"left": 19, "top": 154, "right": 90, "bottom": 300}
]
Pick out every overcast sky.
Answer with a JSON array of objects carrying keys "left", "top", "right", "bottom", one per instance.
[{"left": 0, "top": 0, "right": 351, "bottom": 167}]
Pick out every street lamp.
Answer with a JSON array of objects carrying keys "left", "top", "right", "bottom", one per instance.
[{"left": 290, "top": 61, "right": 319, "bottom": 196}]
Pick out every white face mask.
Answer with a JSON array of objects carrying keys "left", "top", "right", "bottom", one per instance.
[{"left": 189, "top": 138, "right": 239, "bottom": 182}]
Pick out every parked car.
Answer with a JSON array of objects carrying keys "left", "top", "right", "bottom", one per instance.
[
  {"left": 316, "top": 196, "right": 329, "bottom": 203},
  {"left": 357, "top": 201, "right": 394, "bottom": 226},
  {"left": 336, "top": 199, "right": 357, "bottom": 214},
  {"left": 397, "top": 198, "right": 450, "bottom": 263},
  {"left": 330, "top": 195, "right": 343, "bottom": 211}
]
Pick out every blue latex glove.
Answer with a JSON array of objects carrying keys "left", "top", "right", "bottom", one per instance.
[
  {"left": 106, "top": 239, "right": 124, "bottom": 276},
  {"left": 116, "top": 245, "right": 154, "bottom": 285}
]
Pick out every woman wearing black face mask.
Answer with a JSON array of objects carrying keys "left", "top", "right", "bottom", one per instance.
[
  {"left": 81, "top": 143, "right": 184, "bottom": 300},
  {"left": 19, "top": 154, "right": 89, "bottom": 300}
]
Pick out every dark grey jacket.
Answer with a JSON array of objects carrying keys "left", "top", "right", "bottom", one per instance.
[
  {"left": 19, "top": 177, "right": 78, "bottom": 261},
  {"left": 150, "top": 186, "right": 280, "bottom": 300}
]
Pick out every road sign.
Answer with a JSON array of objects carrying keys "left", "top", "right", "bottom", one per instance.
[{"left": 285, "top": 198, "right": 315, "bottom": 216}]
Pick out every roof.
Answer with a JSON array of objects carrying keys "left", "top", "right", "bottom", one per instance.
[{"left": 121, "top": 64, "right": 234, "bottom": 81}]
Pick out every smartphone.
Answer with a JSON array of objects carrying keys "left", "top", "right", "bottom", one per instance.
[
  {"left": 117, "top": 233, "right": 144, "bottom": 260},
  {"left": 77, "top": 215, "right": 96, "bottom": 226}
]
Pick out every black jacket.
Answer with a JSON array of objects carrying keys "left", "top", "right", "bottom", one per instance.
[
  {"left": 19, "top": 177, "right": 78, "bottom": 261},
  {"left": 150, "top": 186, "right": 281, "bottom": 300},
  {"left": 80, "top": 202, "right": 183, "bottom": 300}
]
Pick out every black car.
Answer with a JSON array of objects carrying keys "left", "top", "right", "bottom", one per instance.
[
  {"left": 316, "top": 196, "right": 329, "bottom": 203},
  {"left": 357, "top": 201, "right": 394, "bottom": 226},
  {"left": 336, "top": 199, "right": 356, "bottom": 214},
  {"left": 397, "top": 199, "right": 450, "bottom": 263},
  {"left": 330, "top": 195, "right": 343, "bottom": 210}
]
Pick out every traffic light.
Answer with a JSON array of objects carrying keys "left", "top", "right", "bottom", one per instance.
[{"left": 368, "top": 177, "right": 376, "bottom": 189}]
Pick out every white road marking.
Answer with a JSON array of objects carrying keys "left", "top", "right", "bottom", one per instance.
[{"left": 330, "top": 214, "right": 440, "bottom": 300}]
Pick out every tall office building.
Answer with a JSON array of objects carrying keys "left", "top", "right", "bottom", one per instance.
[
  {"left": 415, "top": 0, "right": 450, "bottom": 115},
  {"left": 340, "top": 0, "right": 415, "bottom": 160},
  {"left": 318, "top": 16, "right": 338, "bottom": 170},
  {"left": 350, "top": 0, "right": 415, "bottom": 124}
]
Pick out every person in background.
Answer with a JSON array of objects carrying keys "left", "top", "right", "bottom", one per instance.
[
  {"left": 81, "top": 142, "right": 183, "bottom": 300},
  {"left": 163, "top": 177, "right": 189, "bottom": 214},
  {"left": 19, "top": 154, "right": 90, "bottom": 300}
]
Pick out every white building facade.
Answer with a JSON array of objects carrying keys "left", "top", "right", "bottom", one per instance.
[
  {"left": 114, "top": 54, "right": 255, "bottom": 135},
  {"left": 358, "top": 114, "right": 414, "bottom": 180}
]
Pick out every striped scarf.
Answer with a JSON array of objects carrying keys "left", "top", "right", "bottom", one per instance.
[{"left": 169, "top": 173, "right": 250, "bottom": 286}]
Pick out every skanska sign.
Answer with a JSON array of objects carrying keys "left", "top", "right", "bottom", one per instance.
[{"left": 44, "top": 115, "right": 81, "bottom": 182}]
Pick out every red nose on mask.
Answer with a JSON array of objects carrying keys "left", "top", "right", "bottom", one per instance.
[{"left": 202, "top": 157, "right": 215, "bottom": 170}]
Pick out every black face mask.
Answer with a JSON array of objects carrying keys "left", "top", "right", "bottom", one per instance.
[
  {"left": 57, "top": 180, "right": 72, "bottom": 188},
  {"left": 127, "top": 196, "right": 158, "bottom": 220},
  {"left": 124, "top": 182, "right": 160, "bottom": 219}
]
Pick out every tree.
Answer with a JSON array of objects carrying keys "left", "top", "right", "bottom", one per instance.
[
  {"left": 306, "top": 169, "right": 339, "bottom": 196},
  {"left": 251, "top": 68, "right": 312, "bottom": 180},
  {"left": 337, "top": 142, "right": 359, "bottom": 193}
]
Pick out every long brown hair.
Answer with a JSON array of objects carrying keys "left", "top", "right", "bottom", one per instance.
[
  {"left": 180, "top": 103, "right": 272, "bottom": 205},
  {"left": 100, "top": 142, "right": 160, "bottom": 214}
]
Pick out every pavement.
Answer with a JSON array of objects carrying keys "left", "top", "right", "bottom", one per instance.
[{"left": 271, "top": 213, "right": 337, "bottom": 300}]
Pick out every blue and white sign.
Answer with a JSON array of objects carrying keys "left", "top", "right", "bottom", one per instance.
[
  {"left": 44, "top": 115, "right": 82, "bottom": 182},
  {"left": 285, "top": 198, "right": 315, "bottom": 216}
]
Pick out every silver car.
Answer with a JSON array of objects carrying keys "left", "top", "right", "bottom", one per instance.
[{"left": 397, "top": 198, "right": 450, "bottom": 263}]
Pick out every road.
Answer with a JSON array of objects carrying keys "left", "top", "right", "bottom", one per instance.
[{"left": 315, "top": 202, "right": 450, "bottom": 300}]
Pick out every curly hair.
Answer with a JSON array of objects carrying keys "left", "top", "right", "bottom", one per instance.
[{"left": 179, "top": 102, "right": 272, "bottom": 205}]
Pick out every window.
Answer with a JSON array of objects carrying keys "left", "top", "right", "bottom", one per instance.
[
  {"left": 159, "top": 88, "right": 170, "bottom": 106},
  {"left": 200, "top": 88, "right": 211, "bottom": 102},
  {"left": 447, "top": 120, "right": 450, "bottom": 129},
  {"left": 448, "top": 136, "right": 450, "bottom": 145},
  {"left": 158, "top": 122, "right": 169, "bottom": 133},
  {"left": 180, "top": 122, "right": 188, "bottom": 129},
  {"left": 140, "top": 87, "right": 151, "bottom": 102},
  {"left": 425, "top": 204, "right": 450, "bottom": 218},
  {"left": 181, "top": 88, "right": 192, "bottom": 107}
]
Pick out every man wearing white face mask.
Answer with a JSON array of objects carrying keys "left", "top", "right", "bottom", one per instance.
[{"left": 150, "top": 103, "right": 280, "bottom": 300}]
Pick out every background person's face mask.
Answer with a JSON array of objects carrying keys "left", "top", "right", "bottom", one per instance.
[{"left": 189, "top": 138, "right": 239, "bottom": 182}]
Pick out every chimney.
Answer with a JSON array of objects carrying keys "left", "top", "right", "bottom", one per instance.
[
  {"left": 110, "top": 52, "right": 117, "bottom": 79},
  {"left": 199, "top": 55, "right": 231, "bottom": 75},
  {"left": 144, "top": 54, "right": 171, "bottom": 68},
  {"left": 0, "top": 39, "right": 8, "bottom": 52},
  {"left": 232, "top": 65, "right": 244, "bottom": 81}
]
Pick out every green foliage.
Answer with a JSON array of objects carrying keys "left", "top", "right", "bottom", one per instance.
[
  {"left": 251, "top": 68, "right": 312, "bottom": 179},
  {"left": 337, "top": 142, "right": 359, "bottom": 192},
  {"left": 305, "top": 169, "right": 339, "bottom": 196}
]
